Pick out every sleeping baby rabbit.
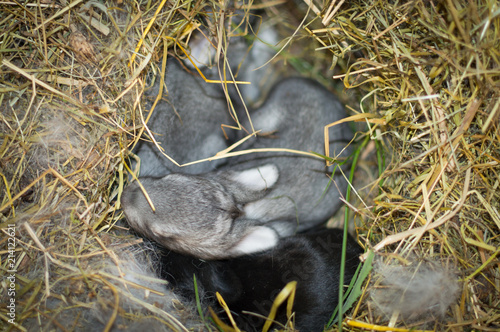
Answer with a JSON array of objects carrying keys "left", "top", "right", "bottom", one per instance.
[{"left": 122, "top": 77, "right": 353, "bottom": 259}]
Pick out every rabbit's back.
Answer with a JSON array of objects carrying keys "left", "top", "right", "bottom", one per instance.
[
  {"left": 228, "top": 78, "right": 353, "bottom": 228},
  {"left": 136, "top": 60, "right": 232, "bottom": 177},
  {"left": 159, "top": 228, "right": 363, "bottom": 331},
  {"left": 241, "top": 78, "right": 351, "bottom": 157}
]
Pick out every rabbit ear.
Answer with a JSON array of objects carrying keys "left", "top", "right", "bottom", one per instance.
[
  {"left": 230, "top": 226, "right": 279, "bottom": 255},
  {"left": 217, "top": 164, "right": 279, "bottom": 203}
]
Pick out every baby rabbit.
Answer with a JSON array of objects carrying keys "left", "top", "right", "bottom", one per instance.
[
  {"left": 158, "top": 228, "right": 363, "bottom": 331},
  {"left": 122, "top": 77, "right": 353, "bottom": 259},
  {"left": 135, "top": 58, "right": 233, "bottom": 177},
  {"left": 227, "top": 77, "right": 353, "bottom": 228},
  {"left": 121, "top": 164, "right": 283, "bottom": 259}
]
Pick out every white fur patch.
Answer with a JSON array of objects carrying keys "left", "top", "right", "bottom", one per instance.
[
  {"left": 244, "top": 200, "right": 270, "bottom": 220},
  {"left": 232, "top": 164, "right": 279, "bottom": 191},
  {"left": 253, "top": 109, "right": 282, "bottom": 132},
  {"left": 232, "top": 226, "right": 279, "bottom": 255},
  {"left": 187, "top": 36, "right": 215, "bottom": 68}
]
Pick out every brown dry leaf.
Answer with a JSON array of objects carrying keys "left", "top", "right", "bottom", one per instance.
[{"left": 69, "top": 30, "right": 96, "bottom": 63}]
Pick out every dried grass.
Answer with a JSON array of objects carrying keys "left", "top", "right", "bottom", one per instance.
[
  {"left": 0, "top": 0, "right": 498, "bottom": 331},
  {"left": 307, "top": 0, "right": 500, "bottom": 330}
]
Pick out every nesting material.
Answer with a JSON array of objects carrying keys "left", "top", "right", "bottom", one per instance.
[
  {"left": 0, "top": 0, "right": 499, "bottom": 331},
  {"left": 22, "top": 240, "right": 201, "bottom": 331},
  {"left": 370, "top": 259, "right": 460, "bottom": 322},
  {"left": 308, "top": 0, "right": 500, "bottom": 329}
]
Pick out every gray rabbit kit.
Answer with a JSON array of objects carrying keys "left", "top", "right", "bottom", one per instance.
[
  {"left": 121, "top": 164, "right": 281, "bottom": 259},
  {"left": 229, "top": 77, "right": 353, "bottom": 229},
  {"left": 134, "top": 59, "right": 232, "bottom": 177},
  {"left": 122, "top": 75, "right": 353, "bottom": 259}
]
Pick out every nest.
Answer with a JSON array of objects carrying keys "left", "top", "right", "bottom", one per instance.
[{"left": 0, "top": 0, "right": 498, "bottom": 331}]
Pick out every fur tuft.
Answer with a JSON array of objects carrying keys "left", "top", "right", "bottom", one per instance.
[
  {"left": 370, "top": 259, "right": 460, "bottom": 322},
  {"left": 24, "top": 238, "right": 205, "bottom": 331},
  {"left": 89, "top": 242, "right": 203, "bottom": 330}
]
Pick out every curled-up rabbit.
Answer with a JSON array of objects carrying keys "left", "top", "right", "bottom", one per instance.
[
  {"left": 158, "top": 228, "right": 363, "bottom": 331},
  {"left": 134, "top": 59, "right": 233, "bottom": 177},
  {"left": 122, "top": 77, "right": 353, "bottom": 259},
  {"left": 121, "top": 164, "right": 283, "bottom": 259},
  {"left": 227, "top": 77, "right": 353, "bottom": 228}
]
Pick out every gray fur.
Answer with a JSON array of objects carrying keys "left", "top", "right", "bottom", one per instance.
[
  {"left": 135, "top": 59, "right": 232, "bottom": 177},
  {"left": 228, "top": 77, "right": 353, "bottom": 230},
  {"left": 23, "top": 241, "right": 206, "bottom": 331},
  {"left": 370, "top": 259, "right": 459, "bottom": 322},
  {"left": 185, "top": 13, "right": 279, "bottom": 106},
  {"left": 121, "top": 164, "right": 282, "bottom": 259},
  {"left": 226, "top": 20, "right": 279, "bottom": 106},
  {"left": 136, "top": 13, "right": 278, "bottom": 177},
  {"left": 122, "top": 78, "right": 353, "bottom": 259}
]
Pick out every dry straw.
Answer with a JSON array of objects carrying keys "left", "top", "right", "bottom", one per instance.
[
  {"left": 0, "top": 0, "right": 498, "bottom": 331},
  {"left": 309, "top": 0, "right": 499, "bottom": 330}
]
